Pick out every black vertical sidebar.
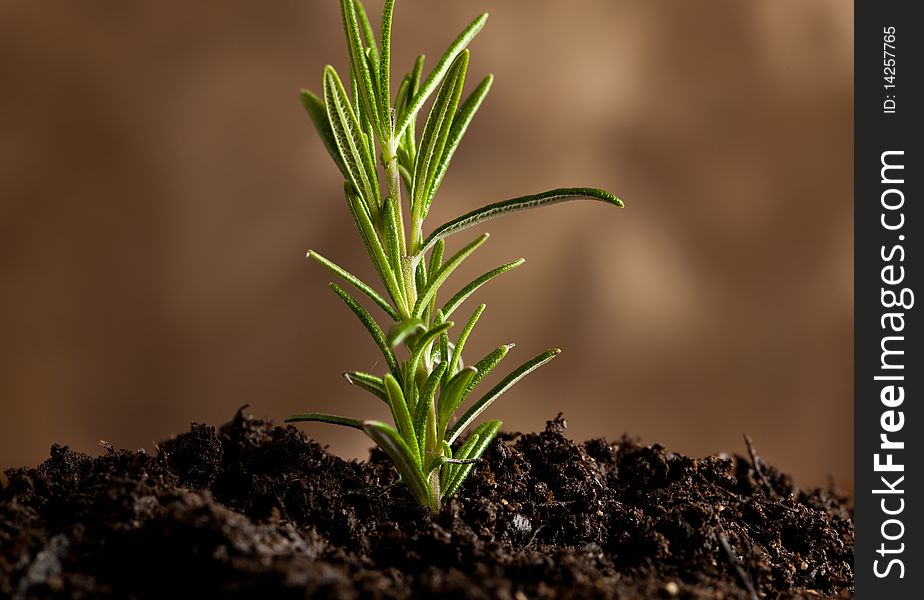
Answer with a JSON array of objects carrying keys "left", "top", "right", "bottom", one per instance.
[{"left": 855, "top": 1, "right": 921, "bottom": 597}]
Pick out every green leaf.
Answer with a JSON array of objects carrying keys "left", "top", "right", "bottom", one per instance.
[
  {"left": 363, "top": 420, "right": 430, "bottom": 505},
  {"left": 330, "top": 283, "right": 400, "bottom": 377},
  {"left": 409, "top": 54, "right": 425, "bottom": 98},
  {"left": 426, "top": 454, "right": 477, "bottom": 476},
  {"left": 421, "top": 187, "right": 623, "bottom": 255},
  {"left": 403, "top": 54, "right": 426, "bottom": 151},
  {"left": 387, "top": 317, "right": 426, "bottom": 348},
  {"left": 285, "top": 412, "right": 363, "bottom": 430},
  {"left": 444, "top": 420, "right": 501, "bottom": 497},
  {"left": 414, "top": 258, "right": 428, "bottom": 301},
  {"left": 437, "top": 366, "right": 478, "bottom": 434},
  {"left": 440, "top": 439, "right": 455, "bottom": 489},
  {"left": 323, "top": 67, "right": 380, "bottom": 213},
  {"left": 441, "top": 258, "right": 524, "bottom": 320},
  {"left": 426, "top": 238, "right": 445, "bottom": 321},
  {"left": 425, "top": 74, "right": 493, "bottom": 205},
  {"left": 414, "top": 362, "right": 447, "bottom": 455},
  {"left": 404, "top": 321, "right": 454, "bottom": 401},
  {"left": 447, "top": 303, "right": 485, "bottom": 383},
  {"left": 364, "top": 47, "right": 381, "bottom": 108},
  {"left": 344, "top": 183, "right": 408, "bottom": 316},
  {"left": 381, "top": 197, "right": 407, "bottom": 299},
  {"left": 467, "top": 343, "right": 513, "bottom": 394},
  {"left": 395, "top": 13, "right": 488, "bottom": 139},
  {"left": 340, "top": 0, "right": 381, "bottom": 137},
  {"left": 379, "top": 0, "right": 396, "bottom": 129},
  {"left": 383, "top": 374, "right": 420, "bottom": 465},
  {"left": 349, "top": 66, "right": 361, "bottom": 115},
  {"left": 447, "top": 349, "right": 560, "bottom": 444},
  {"left": 299, "top": 89, "right": 348, "bottom": 178},
  {"left": 427, "top": 238, "right": 445, "bottom": 281},
  {"left": 425, "top": 455, "right": 445, "bottom": 476},
  {"left": 438, "top": 314, "right": 450, "bottom": 387},
  {"left": 353, "top": 0, "right": 379, "bottom": 65},
  {"left": 412, "top": 50, "right": 469, "bottom": 217},
  {"left": 343, "top": 371, "right": 387, "bottom": 403},
  {"left": 413, "top": 233, "right": 489, "bottom": 318},
  {"left": 443, "top": 426, "right": 481, "bottom": 496},
  {"left": 398, "top": 163, "right": 414, "bottom": 193},
  {"left": 394, "top": 76, "right": 410, "bottom": 130},
  {"left": 307, "top": 250, "right": 399, "bottom": 320}
]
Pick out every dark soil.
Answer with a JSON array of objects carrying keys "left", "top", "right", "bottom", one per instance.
[{"left": 1, "top": 409, "right": 853, "bottom": 599}]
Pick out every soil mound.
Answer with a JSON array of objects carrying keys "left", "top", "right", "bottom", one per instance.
[{"left": 1, "top": 409, "right": 853, "bottom": 598}]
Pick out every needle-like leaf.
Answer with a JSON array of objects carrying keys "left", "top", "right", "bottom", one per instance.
[
  {"left": 398, "top": 163, "right": 414, "bottom": 193},
  {"left": 307, "top": 250, "right": 399, "bottom": 320},
  {"left": 421, "top": 188, "right": 623, "bottom": 255},
  {"left": 412, "top": 50, "right": 469, "bottom": 216},
  {"left": 395, "top": 13, "right": 488, "bottom": 139},
  {"left": 425, "top": 454, "right": 477, "bottom": 476},
  {"left": 343, "top": 371, "right": 388, "bottom": 403},
  {"left": 404, "top": 321, "right": 454, "bottom": 400},
  {"left": 442, "top": 423, "right": 483, "bottom": 496},
  {"left": 425, "top": 74, "right": 493, "bottom": 206},
  {"left": 466, "top": 343, "right": 513, "bottom": 394},
  {"left": 441, "top": 258, "right": 524, "bottom": 320},
  {"left": 403, "top": 54, "right": 425, "bottom": 152},
  {"left": 299, "top": 89, "right": 349, "bottom": 178},
  {"left": 379, "top": 0, "right": 396, "bottom": 130},
  {"left": 387, "top": 317, "right": 426, "bottom": 348},
  {"left": 344, "top": 183, "right": 407, "bottom": 315},
  {"left": 447, "top": 349, "right": 560, "bottom": 444},
  {"left": 285, "top": 412, "right": 364, "bottom": 430},
  {"left": 427, "top": 239, "right": 445, "bottom": 281},
  {"left": 414, "top": 362, "right": 447, "bottom": 455},
  {"left": 330, "top": 283, "right": 400, "bottom": 377},
  {"left": 438, "top": 314, "right": 451, "bottom": 378},
  {"left": 323, "top": 66, "right": 380, "bottom": 213},
  {"left": 443, "top": 419, "right": 501, "bottom": 497},
  {"left": 413, "top": 233, "right": 489, "bottom": 318},
  {"left": 381, "top": 197, "right": 407, "bottom": 299},
  {"left": 437, "top": 366, "right": 478, "bottom": 434},
  {"left": 383, "top": 374, "right": 420, "bottom": 465},
  {"left": 426, "top": 238, "right": 445, "bottom": 321},
  {"left": 353, "top": 0, "right": 379, "bottom": 65},
  {"left": 447, "top": 303, "right": 485, "bottom": 382},
  {"left": 340, "top": 0, "right": 381, "bottom": 137},
  {"left": 362, "top": 420, "right": 430, "bottom": 504},
  {"left": 364, "top": 48, "right": 381, "bottom": 108}
]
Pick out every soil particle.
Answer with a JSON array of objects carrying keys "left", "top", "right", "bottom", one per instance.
[{"left": 1, "top": 410, "right": 853, "bottom": 598}]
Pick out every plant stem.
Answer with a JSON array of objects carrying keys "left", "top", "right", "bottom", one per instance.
[
  {"left": 382, "top": 136, "right": 417, "bottom": 308},
  {"left": 427, "top": 468, "right": 441, "bottom": 512}
]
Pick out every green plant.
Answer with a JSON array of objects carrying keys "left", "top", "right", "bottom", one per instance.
[{"left": 287, "top": 0, "right": 622, "bottom": 512}]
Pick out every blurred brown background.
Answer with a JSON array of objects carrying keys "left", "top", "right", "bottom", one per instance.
[{"left": 0, "top": 1, "right": 852, "bottom": 489}]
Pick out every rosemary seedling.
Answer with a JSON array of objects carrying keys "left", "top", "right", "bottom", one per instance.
[{"left": 288, "top": 0, "right": 622, "bottom": 512}]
